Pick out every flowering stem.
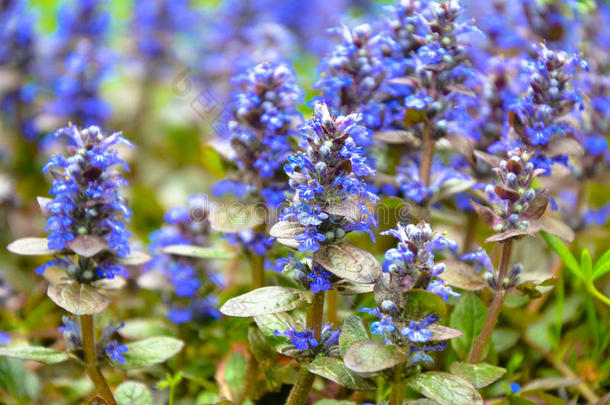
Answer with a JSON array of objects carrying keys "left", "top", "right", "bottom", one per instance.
[
  {"left": 285, "top": 291, "right": 325, "bottom": 405},
  {"left": 241, "top": 249, "right": 266, "bottom": 403},
  {"left": 467, "top": 239, "right": 513, "bottom": 363},
  {"left": 80, "top": 314, "right": 117, "bottom": 405},
  {"left": 420, "top": 121, "right": 434, "bottom": 189},
  {"left": 389, "top": 362, "right": 406, "bottom": 405},
  {"left": 326, "top": 289, "right": 338, "bottom": 326}
]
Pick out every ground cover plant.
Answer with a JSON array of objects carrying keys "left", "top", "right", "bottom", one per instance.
[{"left": 0, "top": 0, "right": 609, "bottom": 404}]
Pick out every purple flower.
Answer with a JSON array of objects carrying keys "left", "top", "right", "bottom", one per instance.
[
  {"left": 105, "top": 340, "right": 128, "bottom": 364},
  {"left": 274, "top": 327, "right": 318, "bottom": 351},
  {"left": 295, "top": 227, "right": 326, "bottom": 253}
]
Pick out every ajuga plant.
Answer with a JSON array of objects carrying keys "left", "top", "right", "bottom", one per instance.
[
  {"left": 6, "top": 125, "right": 184, "bottom": 404},
  {"left": 146, "top": 194, "right": 231, "bottom": 325},
  {"left": 463, "top": 147, "right": 574, "bottom": 363},
  {"left": 220, "top": 102, "right": 382, "bottom": 404},
  {"left": 210, "top": 62, "right": 303, "bottom": 287},
  {"left": 341, "top": 221, "right": 476, "bottom": 405}
]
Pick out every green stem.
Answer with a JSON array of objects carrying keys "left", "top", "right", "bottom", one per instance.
[
  {"left": 389, "top": 363, "right": 406, "bottom": 405},
  {"left": 80, "top": 315, "right": 117, "bottom": 405},
  {"left": 587, "top": 283, "right": 610, "bottom": 307},
  {"left": 326, "top": 289, "right": 338, "bottom": 326},
  {"left": 467, "top": 239, "right": 513, "bottom": 363},
  {"left": 285, "top": 291, "right": 325, "bottom": 405},
  {"left": 241, "top": 250, "right": 266, "bottom": 403},
  {"left": 420, "top": 121, "right": 434, "bottom": 189}
]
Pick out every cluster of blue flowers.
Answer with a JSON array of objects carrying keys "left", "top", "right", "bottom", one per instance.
[
  {"left": 44, "top": 0, "right": 113, "bottom": 127},
  {"left": 37, "top": 125, "right": 133, "bottom": 283},
  {"left": 281, "top": 101, "right": 377, "bottom": 253},
  {"left": 59, "top": 316, "right": 129, "bottom": 364},
  {"left": 273, "top": 255, "right": 335, "bottom": 294},
  {"left": 0, "top": 0, "right": 38, "bottom": 139},
  {"left": 274, "top": 323, "right": 341, "bottom": 358},
  {"left": 132, "top": 0, "right": 196, "bottom": 63},
  {"left": 359, "top": 221, "right": 458, "bottom": 364},
  {"left": 506, "top": 43, "right": 588, "bottom": 174},
  {"left": 480, "top": 148, "right": 545, "bottom": 234},
  {"left": 147, "top": 195, "right": 223, "bottom": 324}
]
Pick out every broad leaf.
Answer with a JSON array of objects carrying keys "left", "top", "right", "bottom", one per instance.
[
  {"left": 0, "top": 346, "right": 69, "bottom": 364},
  {"left": 7, "top": 237, "right": 57, "bottom": 256},
  {"left": 428, "top": 324, "right": 463, "bottom": 341},
  {"left": 116, "top": 251, "right": 151, "bottom": 266},
  {"left": 119, "top": 318, "right": 175, "bottom": 340},
  {"left": 449, "top": 362, "right": 506, "bottom": 388},
  {"left": 307, "top": 356, "right": 376, "bottom": 391},
  {"left": 314, "top": 243, "right": 381, "bottom": 284},
  {"left": 449, "top": 293, "right": 488, "bottom": 360},
  {"left": 112, "top": 337, "right": 184, "bottom": 370},
  {"left": 541, "top": 232, "right": 581, "bottom": 280},
  {"left": 209, "top": 204, "right": 265, "bottom": 233},
  {"left": 221, "top": 287, "right": 313, "bottom": 317},
  {"left": 161, "top": 244, "right": 235, "bottom": 260},
  {"left": 521, "top": 377, "right": 580, "bottom": 393},
  {"left": 269, "top": 221, "right": 305, "bottom": 249},
  {"left": 115, "top": 381, "right": 153, "bottom": 405},
  {"left": 67, "top": 235, "right": 107, "bottom": 257},
  {"left": 248, "top": 325, "right": 276, "bottom": 362},
  {"left": 404, "top": 289, "right": 447, "bottom": 319},
  {"left": 344, "top": 339, "right": 407, "bottom": 373},
  {"left": 439, "top": 261, "right": 485, "bottom": 291},
  {"left": 254, "top": 312, "right": 299, "bottom": 352},
  {"left": 339, "top": 315, "right": 371, "bottom": 357},
  {"left": 407, "top": 372, "right": 483, "bottom": 405},
  {"left": 215, "top": 345, "right": 248, "bottom": 403},
  {"left": 47, "top": 283, "right": 111, "bottom": 315}
]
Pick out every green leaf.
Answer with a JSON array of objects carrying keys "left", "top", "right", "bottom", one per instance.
[
  {"left": 438, "top": 260, "right": 486, "bottom": 291},
  {"left": 248, "top": 325, "right": 276, "bottom": 362},
  {"left": 216, "top": 349, "right": 248, "bottom": 403},
  {"left": 47, "top": 283, "right": 111, "bottom": 315},
  {"left": 161, "top": 244, "right": 235, "bottom": 260},
  {"left": 119, "top": 318, "right": 175, "bottom": 340},
  {"left": 521, "top": 377, "right": 580, "bottom": 393},
  {"left": 449, "top": 293, "right": 488, "bottom": 360},
  {"left": 581, "top": 250, "right": 593, "bottom": 282},
  {"left": 449, "top": 362, "right": 506, "bottom": 388},
  {"left": 209, "top": 204, "right": 265, "bottom": 233},
  {"left": 113, "top": 337, "right": 184, "bottom": 370},
  {"left": 200, "top": 144, "right": 226, "bottom": 177},
  {"left": 314, "top": 243, "right": 382, "bottom": 284},
  {"left": 253, "top": 312, "right": 296, "bottom": 349},
  {"left": 404, "top": 289, "right": 447, "bottom": 319},
  {"left": 0, "top": 357, "right": 40, "bottom": 401},
  {"left": 339, "top": 315, "right": 371, "bottom": 357},
  {"left": 220, "top": 287, "right": 313, "bottom": 317},
  {"left": 115, "top": 381, "right": 153, "bottom": 405},
  {"left": 269, "top": 221, "right": 306, "bottom": 249},
  {"left": 7, "top": 237, "right": 58, "bottom": 256},
  {"left": 407, "top": 372, "right": 483, "bottom": 405},
  {"left": 593, "top": 249, "right": 610, "bottom": 280},
  {"left": 344, "top": 339, "right": 407, "bottom": 373},
  {"left": 541, "top": 232, "right": 582, "bottom": 280},
  {"left": 0, "top": 346, "right": 70, "bottom": 364},
  {"left": 116, "top": 250, "right": 151, "bottom": 266},
  {"left": 306, "top": 356, "right": 376, "bottom": 391},
  {"left": 313, "top": 400, "right": 357, "bottom": 405},
  {"left": 67, "top": 235, "right": 107, "bottom": 257}
]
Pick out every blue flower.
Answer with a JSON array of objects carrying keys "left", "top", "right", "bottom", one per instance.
[
  {"left": 307, "top": 265, "right": 333, "bottom": 293},
  {"left": 427, "top": 279, "right": 460, "bottom": 302},
  {"left": 400, "top": 314, "right": 439, "bottom": 343},
  {"left": 104, "top": 340, "right": 128, "bottom": 364},
  {"left": 461, "top": 248, "right": 493, "bottom": 271},
  {"left": 274, "top": 327, "right": 318, "bottom": 351},
  {"left": 295, "top": 227, "right": 326, "bottom": 253},
  {"left": 359, "top": 307, "right": 396, "bottom": 344}
]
